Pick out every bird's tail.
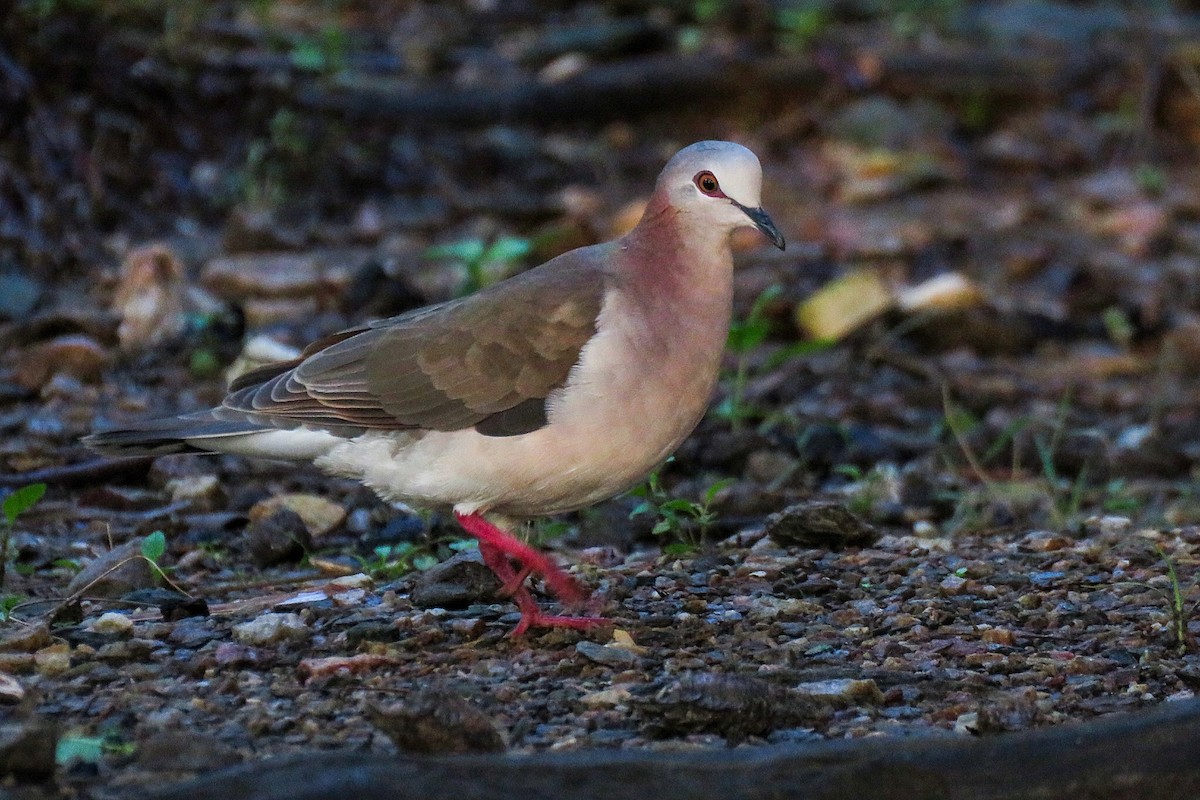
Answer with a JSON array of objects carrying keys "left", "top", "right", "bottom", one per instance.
[{"left": 81, "top": 412, "right": 269, "bottom": 456}]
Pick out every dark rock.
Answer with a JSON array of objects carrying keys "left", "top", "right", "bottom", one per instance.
[
  {"left": 410, "top": 553, "right": 499, "bottom": 609},
  {"left": 765, "top": 502, "right": 879, "bottom": 549},
  {"left": 245, "top": 508, "right": 312, "bottom": 567},
  {"left": 366, "top": 690, "right": 505, "bottom": 754},
  {"left": 136, "top": 730, "right": 243, "bottom": 772},
  {"left": 66, "top": 539, "right": 157, "bottom": 599},
  {"left": 575, "top": 641, "right": 639, "bottom": 668},
  {"left": 0, "top": 721, "right": 57, "bottom": 778},
  {"left": 344, "top": 621, "right": 401, "bottom": 646},
  {"left": 635, "top": 673, "right": 822, "bottom": 742}
]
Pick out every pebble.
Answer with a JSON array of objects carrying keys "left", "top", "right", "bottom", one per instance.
[
  {"left": 166, "top": 474, "right": 225, "bottom": 510},
  {"left": 794, "top": 678, "right": 884, "bottom": 704},
  {"left": 248, "top": 494, "right": 347, "bottom": 539},
  {"left": 66, "top": 540, "right": 157, "bottom": 599},
  {"left": 87, "top": 612, "right": 134, "bottom": 636},
  {"left": 13, "top": 334, "right": 108, "bottom": 390},
  {"left": 0, "top": 722, "right": 56, "bottom": 778},
  {"left": 34, "top": 644, "right": 71, "bottom": 676},
  {"left": 575, "top": 641, "right": 639, "bottom": 668},
  {"left": 232, "top": 613, "right": 310, "bottom": 646}
]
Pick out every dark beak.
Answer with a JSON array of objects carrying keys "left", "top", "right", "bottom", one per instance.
[{"left": 734, "top": 201, "right": 786, "bottom": 251}]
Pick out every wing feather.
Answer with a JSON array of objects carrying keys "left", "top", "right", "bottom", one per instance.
[{"left": 219, "top": 248, "right": 608, "bottom": 437}]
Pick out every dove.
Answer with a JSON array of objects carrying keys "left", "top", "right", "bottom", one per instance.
[{"left": 84, "top": 140, "right": 786, "bottom": 636}]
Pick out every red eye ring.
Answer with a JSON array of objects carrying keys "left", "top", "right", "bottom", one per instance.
[{"left": 694, "top": 170, "right": 723, "bottom": 197}]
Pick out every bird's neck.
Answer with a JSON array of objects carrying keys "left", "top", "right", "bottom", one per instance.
[{"left": 620, "top": 196, "right": 735, "bottom": 306}]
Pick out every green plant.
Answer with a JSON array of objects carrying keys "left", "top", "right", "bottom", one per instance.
[
  {"left": 240, "top": 107, "right": 313, "bottom": 207},
  {"left": 290, "top": 25, "right": 349, "bottom": 73},
  {"left": 715, "top": 285, "right": 834, "bottom": 430},
  {"left": 716, "top": 285, "right": 780, "bottom": 428},
  {"left": 138, "top": 531, "right": 191, "bottom": 595},
  {"left": 425, "top": 236, "right": 533, "bottom": 296},
  {"left": 1135, "top": 164, "right": 1168, "bottom": 196},
  {"left": 630, "top": 463, "right": 732, "bottom": 554},
  {"left": 1147, "top": 546, "right": 1195, "bottom": 652},
  {"left": 776, "top": 4, "right": 829, "bottom": 51},
  {"left": 526, "top": 518, "right": 572, "bottom": 548},
  {"left": 0, "top": 594, "right": 24, "bottom": 622},
  {"left": 942, "top": 387, "right": 1105, "bottom": 530},
  {"left": 1102, "top": 307, "right": 1135, "bottom": 351},
  {"left": 837, "top": 463, "right": 899, "bottom": 518},
  {"left": 356, "top": 541, "right": 443, "bottom": 581},
  {"left": 2, "top": 483, "right": 45, "bottom": 589},
  {"left": 1101, "top": 479, "right": 1142, "bottom": 515}
]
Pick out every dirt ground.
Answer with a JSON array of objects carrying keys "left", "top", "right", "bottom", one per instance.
[{"left": 3, "top": 2, "right": 1200, "bottom": 797}]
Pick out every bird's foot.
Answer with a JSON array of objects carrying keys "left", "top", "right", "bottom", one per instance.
[
  {"left": 456, "top": 511, "right": 604, "bottom": 636},
  {"left": 509, "top": 609, "right": 609, "bottom": 638},
  {"left": 455, "top": 511, "right": 589, "bottom": 604},
  {"left": 506, "top": 579, "right": 607, "bottom": 637}
]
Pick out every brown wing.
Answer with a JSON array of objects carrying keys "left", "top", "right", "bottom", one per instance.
[{"left": 220, "top": 252, "right": 607, "bottom": 437}]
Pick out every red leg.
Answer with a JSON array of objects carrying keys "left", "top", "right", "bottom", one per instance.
[{"left": 456, "top": 511, "right": 607, "bottom": 636}]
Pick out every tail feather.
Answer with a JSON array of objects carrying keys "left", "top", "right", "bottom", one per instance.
[{"left": 82, "top": 412, "right": 269, "bottom": 456}]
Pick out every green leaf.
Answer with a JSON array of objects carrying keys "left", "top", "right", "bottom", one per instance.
[
  {"left": 704, "top": 478, "right": 735, "bottom": 504},
  {"left": 56, "top": 736, "right": 105, "bottom": 766},
  {"left": 411, "top": 554, "right": 439, "bottom": 571},
  {"left": 629, "top": 501, "right": 654, "bottom": 518},
  {"left": 652, "top": 520, "right": 674, "bottom": 536},
  {"left": 291, "top": 40, "right": 327, "bottom": 71},
  {"left": 425, "top": 240, "right": 486, "bottom": 265},
  {"left": 141, "top": 531, "right": 166, "bottom": 563},
  {"left": 662, "top": 542, "right": 697, "bottom": 556},
  {"left": 3, "top": 483, "right": 46, "bottom": 525},
  {"left": 764, "top": 338, "right": 837, "bottom": 369},
  {"left": 482, "top": 236, "right": 533, "bottom": 265},
  {"left": 0, "top": 594, "right": 24, "bottom": 622}
]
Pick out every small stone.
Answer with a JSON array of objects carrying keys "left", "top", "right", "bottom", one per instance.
[
  {"left": 765, "top": 501, "right": 879, "bottom": 549},
  {"left": 580, "top": 685, "right": 633, "bottom": 708},
  {"left": 411, "top": 552, "right": 499, "bottom": 609},
  {"left": 0, "top": 721, "right": 57, "bottom": 778},
  {"left": 201, "top": 250, "right": 362, "bottom": 300},
  {"left": 744, "top": 450, "right": 797, "bottom": 484},
  {"left": 1021, "top": 532, "right": 1072, "bottom": 552},
  {"left": 1098, "top": 516, "right": 1132, "bottom": 538},
  {"left": 0, "top": 271, "right": 43, "bottom": 321},
  {"left": 954, "top": 711, "right": 980, "bottom": 735},
  {"left": 14, "top": 334, "right": 109, "bottom": 390},
  {"left": 112, "top": 244, "right": 188, "bottom": 349},
  {"left": 0, "top": 673, "right": 24, "bottom": 703},
  {"left": 981, "top": 628, "right": 1017, "bottom": 646},
  {"left": 34, "top": 644, "right": 71, "bottom": 677},
  {"left": 793, "top": 678, "right": 884, "bottom": 704},
  {"left": 244, "top": 507, "right": 312, "bottom": 567},
  {"left": 87, "top": 612, "right": 133, "bottom": 636},
  {"left": 232, "top": 613, "right": 310, "bottom": 646},
  {"left": 366, "top": 690, "right": 504, "bottom": 754},
  {"left": 249, "top": 494, "right": 346, "bottom": 539},
  {"left": 135, "top": 730, "right": 242, "bottom": 772},
  {"left": 329, "top": 573, "right": 374, "bottom": 590},
  {"left": 66, "top": 540, "right": 157, "bottom": 599},
  {"left": 939, "top": 575, "right": 969, "bottom": 595},
  {"left": 165, "top": 474, "right": 225, "bottom": 510},
  {"left": 0, "top": 624, "right": 51, "bottom": 653},
  {"left": 575, "top": 641, "right": 639, "bottom": 668}
]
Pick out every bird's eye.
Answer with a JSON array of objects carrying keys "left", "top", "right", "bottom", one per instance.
[{"left": 694, "top": 171, "right": 722, "bottom": 196}]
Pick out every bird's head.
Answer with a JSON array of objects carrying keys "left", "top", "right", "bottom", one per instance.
[{"left": 656, "top": 140, "right": 786, "bottom": 251}]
